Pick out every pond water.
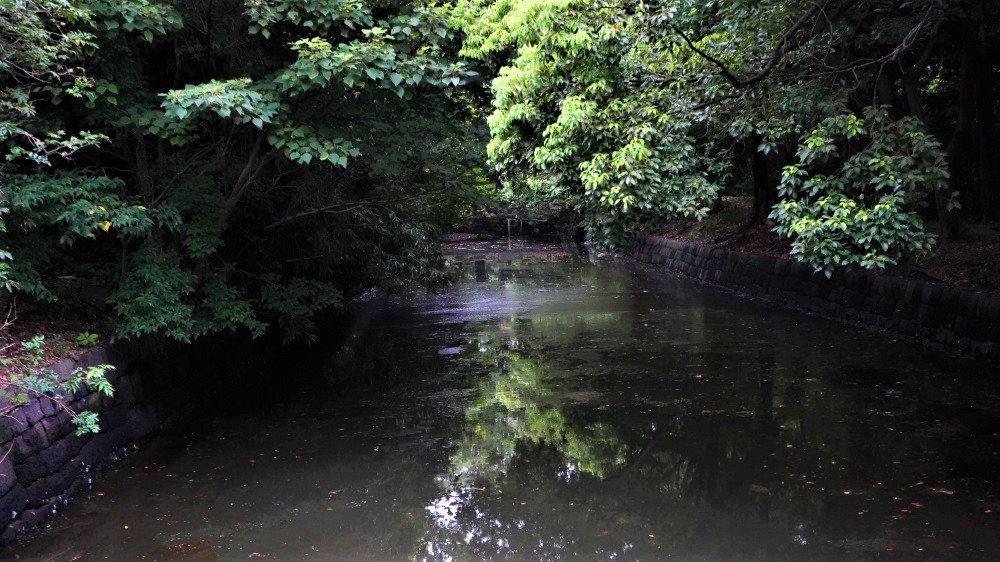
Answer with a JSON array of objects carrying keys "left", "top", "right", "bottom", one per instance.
[{"left": 4, "top": 241, "right": 1000, "bottom": 561}]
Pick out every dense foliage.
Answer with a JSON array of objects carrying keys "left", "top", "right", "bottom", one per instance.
[
  {"left": 460, "top": 0, "right": 997, "bottom": 273},
  {"left": 2, "top": 0, "right": 998, "bottom": 345},
  {"left": 1, "top": 0, "right": 486, "bottom": 345},
  {"left": 0, "top": 0, "right": 493, "bottom": 430}
]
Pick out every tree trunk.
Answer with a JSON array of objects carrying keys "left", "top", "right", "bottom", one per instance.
[
  {"left": 749, "top": 134, "right": 773, "bottom": 225},
  {"left": 876, "top": 67, "right": 903, "bottom": 119},
  {"left": 973, "top": 31, "right": 999, "bottom": 221},
  {"left": 940, "top": 18, "right": 980, "bottom": 241},
  {"left": 902, "top": 73, "right": 928, "bottom": 125}
]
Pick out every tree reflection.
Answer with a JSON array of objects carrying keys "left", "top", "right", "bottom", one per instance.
[
  {"left": 411, "top": 313, "right": 866, "bottom": 559},
  {"left": 449, "top": 345, "right": 630, "bottom": 484},
  {"left": 418, "top": 323, "right": 638, "bottom": 560},
  {"left": 403, "top": 258, "right": 1000, "bottom": 560}
]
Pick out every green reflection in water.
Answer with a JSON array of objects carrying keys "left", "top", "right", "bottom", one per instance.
[
  {"left": 450, "top": 342, "right": 630, "bottom": 484},
  {"left": 418, "top": 308, "right": 642, "bottom": 560}
]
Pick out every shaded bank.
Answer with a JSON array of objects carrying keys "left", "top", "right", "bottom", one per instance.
[
  {"left": 0, "top": 327, "right": 343, "bottom": 545},
  {"left": 628, "top": 234, "right": 1000, "bottom": 363},
  {"left": 0, "top": 342, "right": 189, "bottom": 544}
]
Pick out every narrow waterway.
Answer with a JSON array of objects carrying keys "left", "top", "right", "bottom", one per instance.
[{"left": 5, "top": 241, "right": 1000, "bottom": 561}]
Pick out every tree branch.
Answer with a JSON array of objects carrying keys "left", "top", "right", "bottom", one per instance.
[{"left": 673, "top": 0, "right": 858, "bottom": 89}]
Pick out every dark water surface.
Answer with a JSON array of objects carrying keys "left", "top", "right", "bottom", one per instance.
[{"left": 5, "top": 241, "right": 1000, "bottom": 561}]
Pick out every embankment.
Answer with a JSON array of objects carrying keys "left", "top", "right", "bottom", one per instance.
[
  {"left": 629, "top": 234, "right": 1000, "bottom": 362},
  {"left": 0, "top": 340, "right": 203, "bottom": 544}
]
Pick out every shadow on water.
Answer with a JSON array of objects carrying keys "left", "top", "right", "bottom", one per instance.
[{"left": 4, "top": 239, "right": 1000, "bottom": 561}]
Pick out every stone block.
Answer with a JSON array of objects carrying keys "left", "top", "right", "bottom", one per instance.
[
  {"left": 101, "top": 403, "right": 130, "bottom": 431},
  {"left": 941, "top": 287, "right": 962, "bottom": 310},
  {"left": 787, "top": 261, "right": 808, "bottom": 282},
  {"left": 40, "top": 435, "right": 84, "bottom": 475},
  {"left": 127, "top": 404, "right": 157, "bottom": 439},
  {"left": 879, "top": 297, "right": 901, "bottom": 317},
  {"left": 12, "top": 423, "right": 49, "bottom": 461},
  {"left": 958, "top": 291, "right": 980, "bottom": 316},
  {"left": 0, "top": 520, "right": 25, "bottom": 544},
  {"left": 753, "top": 255, "right": 776, "bottom": 272},
  {"left": 884, "top": 278, "right": 906, "bottom": 301},
  {"left": 773, "top": 259, "right": 790, "bottom": 276},
  {"left": 26, "top": 463, "right": 79, "bottom": 508},
  {"left": 0, "top": 422, "right": 17, "bottom": 448},
  {"left": 40, "top": 410, "right": 74, "bottom": 443},
  {"left": 37, "top": 396, "right": 59, "bottom": 418},
  {"left": 0, "top": 459, "right": 16, "bottom": 497},
  {"left": 13, "top": 453, "right": 50, "bottom": 484},
  {"left": 111, "top": 376, "right": 134, "bottom": 407},
  {"left": 968, "top": 318, "right": 993, "bottom": 341},
  {"left": 10, "top": 400, "right": 43, "bottom": 432},
  {"left": 920, "top": 284, "right": 942, "bottom": 306},
  {"left": 845, "top": 270, "right": 867, "bottom": 291},
  {"left": 899, "top": 304, "right": 919, "bottom": 320},
  {"left": 0, "top": 486, "right": 27, "bottom": 529},
  {"left": 47, "top": 358, "right": 77, "bottom": 382},
  {"left": 76, "top": 347, "right": 110, "bottom": 369},
  {"left": 846, "top": 290, "right": 866, "bottom": 308},
  {"left": 871, "top": 276, "right": 887, "bottom": 296},
  {"left": 986, "top": 298, "right": 1000, "bottom": 321},
  {"left": 68, "top": 392, "right": 100, "bottom": 415},
  {"left": 26, "top": 400, "right": 47, "bottom": 427},
  {"left": 75, "top": 433, "right": 113, "bottom": 469}
]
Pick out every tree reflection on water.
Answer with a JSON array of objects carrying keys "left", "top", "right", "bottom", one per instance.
[
  {"left": 406, "top": 265, "right": 1000, "bottom": 560},
  {"left": 419, "top": 313, "right": 645, "bottom": 560},
  {"left": 351, "top": 253, "right": 1000, "bottom": 561}
]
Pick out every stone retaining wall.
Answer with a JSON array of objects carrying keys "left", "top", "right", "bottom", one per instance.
[
  {"left": 629, "top": 234, "right": 1000, "bottom": 362},
  {"left": 0, "top": 344, "right": 188, "bottom": 543}
]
